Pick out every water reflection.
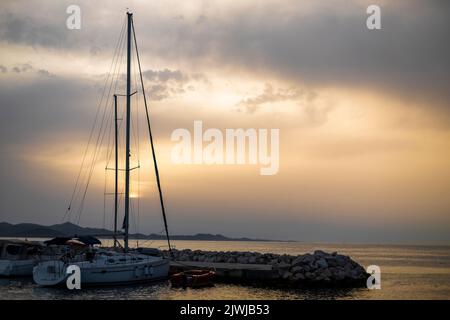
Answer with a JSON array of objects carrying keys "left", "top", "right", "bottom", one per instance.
[{"left": 1, "top": 276, "right": 364, "bottom": 300}]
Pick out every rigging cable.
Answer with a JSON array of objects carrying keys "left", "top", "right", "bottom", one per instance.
[
  {"left": 131, "top": 35, "right": 141, "bottom": 246},
  {"left": 62, "top": 16, "right": 127, "bottom": 223},
  {"left": 74, "top": 17, "right": 127, "bottom": 225},
  {"left": 131, "top": 17, "right": 172, "bottom": 254}
]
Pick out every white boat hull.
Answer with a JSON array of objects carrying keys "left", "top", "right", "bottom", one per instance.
[
  {"left": 33, "top": 254, "right": 170, "bottom": 287},
  {"left": 0, "top": 259, "right": 36, "bottom": 276}
]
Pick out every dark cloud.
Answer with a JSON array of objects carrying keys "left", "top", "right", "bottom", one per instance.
[
  {"left": 142, "top": 68, "right": 204, "bottom": 101},
  {"left": 2, "top": 62, "right": 53, "bottom": 77},
  {"left": 1, "top": 0, "right": 450, "bottom": 241},
  {"left": 235, "top": 83, "right": 332, "bottom": 126},
  {"left": 37, "top": 69, "right": 53, "bottom": 77},
  {"left": 138, "top": 0, "right": 450, "bottom": 109},
  {"left": 143, "top": 69, "right": 188, "bottom": 83},
  {"left": 0, "top": 10, "right": 69, "bottom": 48},
  {"left": 12, "top": 63, "right": 33, "bottom": 73},
  {"left": 1, "top": 0, "right": 448, "bottom": 110},
  {"left": 215, "top": 2, "right": 448, "bottom": 107},
  {"left": 236, "top": 83, "right": 315, "bottom": 113},
  {"left": 0, "top": 2, "right": 127, "bottom": 53}
]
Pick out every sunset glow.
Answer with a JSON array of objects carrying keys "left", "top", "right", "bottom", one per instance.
[{"left": 0, "top": 0, "right": 449, "bottom": 243}]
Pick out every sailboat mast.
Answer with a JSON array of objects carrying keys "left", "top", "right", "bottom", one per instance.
[
  {"left": 113, "top": 94, "right": 118, "bottom": 248},
  {"left": 124, "top": 12, "right": 132, "bottom": 252}
]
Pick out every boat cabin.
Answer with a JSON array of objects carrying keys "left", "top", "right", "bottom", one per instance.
[{"left": 0, "top": 240, "right": 42, "bottom": 260}]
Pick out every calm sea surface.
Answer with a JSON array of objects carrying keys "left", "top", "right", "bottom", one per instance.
[{"left": 1, "top": 239, "right": 449, "bottom": 300}]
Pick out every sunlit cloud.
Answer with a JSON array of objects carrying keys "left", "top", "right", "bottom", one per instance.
[{"left": 0, "top": 0, "right": 449, "bottom": 242}]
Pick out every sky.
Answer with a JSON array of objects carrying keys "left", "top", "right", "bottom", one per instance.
[{"left": 0, "top": 0, "right": 449, "bottom": 243}]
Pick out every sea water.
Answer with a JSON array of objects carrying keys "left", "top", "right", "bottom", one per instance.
[{"left": 1, "top": 240, "right": 449, "bottom": 300}]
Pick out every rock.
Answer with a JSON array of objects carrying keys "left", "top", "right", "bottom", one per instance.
[
  {"left": 325, "top": 257, "right": 338, "bottom": 267},
  {"left": 270, "top": 258, "right": 279, "bottom": 265},
  {"left": 282, "top": 271, "right": 292, "bottom": 280},
  {"left": 336, "top": 255, "right": 349, "bottom": 267},
  {"left": 236, "top": 256, "right": 249, "bottom": 264},
  {"left": 344, "top": 263, "right": 353, "bottom": 272},
  {"left": 276, "top": 262, "right": 291, "bottom": 270},
  {"left": 293, "top": 273, "right": 305, "bottom": 281},
  {"left": 291, "top": 256, "right": 303, "bottom": 267},
  {"left": 305, "top": 272, "right": 315, "bottom": 280},
  {"left": 281, "top": 254, "right": 292, "bottom": 264},
  {"left": 351, "top": 269, "right": 363, "bottom": 279},
  {"left": 316, "top": 258, "right": 328, "bottom": 269},
  {"left": 315, "top": 273, "right": 326, "bottom": 281},
  {"left": 302, "top": 254, "right": 315, "bottom": 265},
  {"left": 291, "top": 266, "right": 303, "bottom": 274},
  {"left": 226, "top": 257, "right": 236, "bottom": 263},
  {"left": 335, "top": 270, "right": 346, "bottom": 281},
  {"left": 314, "top": 250, "right": 327, "bottom": 257},
  {"left": 179, "top": 254, "right": 188, "bottom": 261},
  {"left": 317, "top": 268, "right": 331, "bottom": 280}
]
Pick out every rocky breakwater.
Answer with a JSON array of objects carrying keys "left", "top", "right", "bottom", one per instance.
[{"left": 164, "top": 249, "right": 369, "bottom": 288}]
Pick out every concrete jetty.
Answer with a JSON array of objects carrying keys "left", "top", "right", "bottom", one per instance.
[
  {"left": 170, "top": 261, "right": 278, "bottom": 281},
  {"left": 165, "top": 249, "right": 370, "bottom": 288}
]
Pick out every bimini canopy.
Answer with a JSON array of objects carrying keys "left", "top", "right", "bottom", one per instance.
[
  {"left": 76, "top": 236, "right": 101, "bottom": 245},
  {"left": 44, "top": 236, "right": 101, "bottom": 246},
  {"left": 44, "top": 237, "right": 72, "bottom": 245}
]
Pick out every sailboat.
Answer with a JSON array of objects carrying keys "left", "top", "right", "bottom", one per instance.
[{"left": 33, "top": 12, "right": 172, "bottom": 286}]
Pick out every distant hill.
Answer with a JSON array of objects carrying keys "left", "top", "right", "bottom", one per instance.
[
  {"left": 0, "top": 222, "right": 66, "bottom": 237},
  {"left": 0, "top": 222, "right": 273, "bottom": 242}
]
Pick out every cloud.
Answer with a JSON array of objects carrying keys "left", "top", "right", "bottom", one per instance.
[
  {"left": 12, "top": 63, "right": 33, "bottom": 73},
  {"left": 1, "top": 0, "right": 447, "bottom": 110},
  {"left": 1, "top": 62, "right": 53, "bottom": 77},
  {"left": 0, "top": 10, "right": 68, "bottom": 48},
  {"left": 143, "top": 69, "right": 188, "bottom": 83},
  {"left": 137, "top": 0, "right": 450, "bottom": 110},
  {"left": 37, "top": 69, "right": 53, "bottom": 77},
  {"left": 236, "top": 83, "right": 315, "bottom": 113},
  {"left": 235, "top": 83, "right": 332, "bottom": 126},
  {"left": 142, "top": 68, "right": 205, "bottom": 101},
  {"left": 1, "top": 0, "right": 450, "bottom": 241}
]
